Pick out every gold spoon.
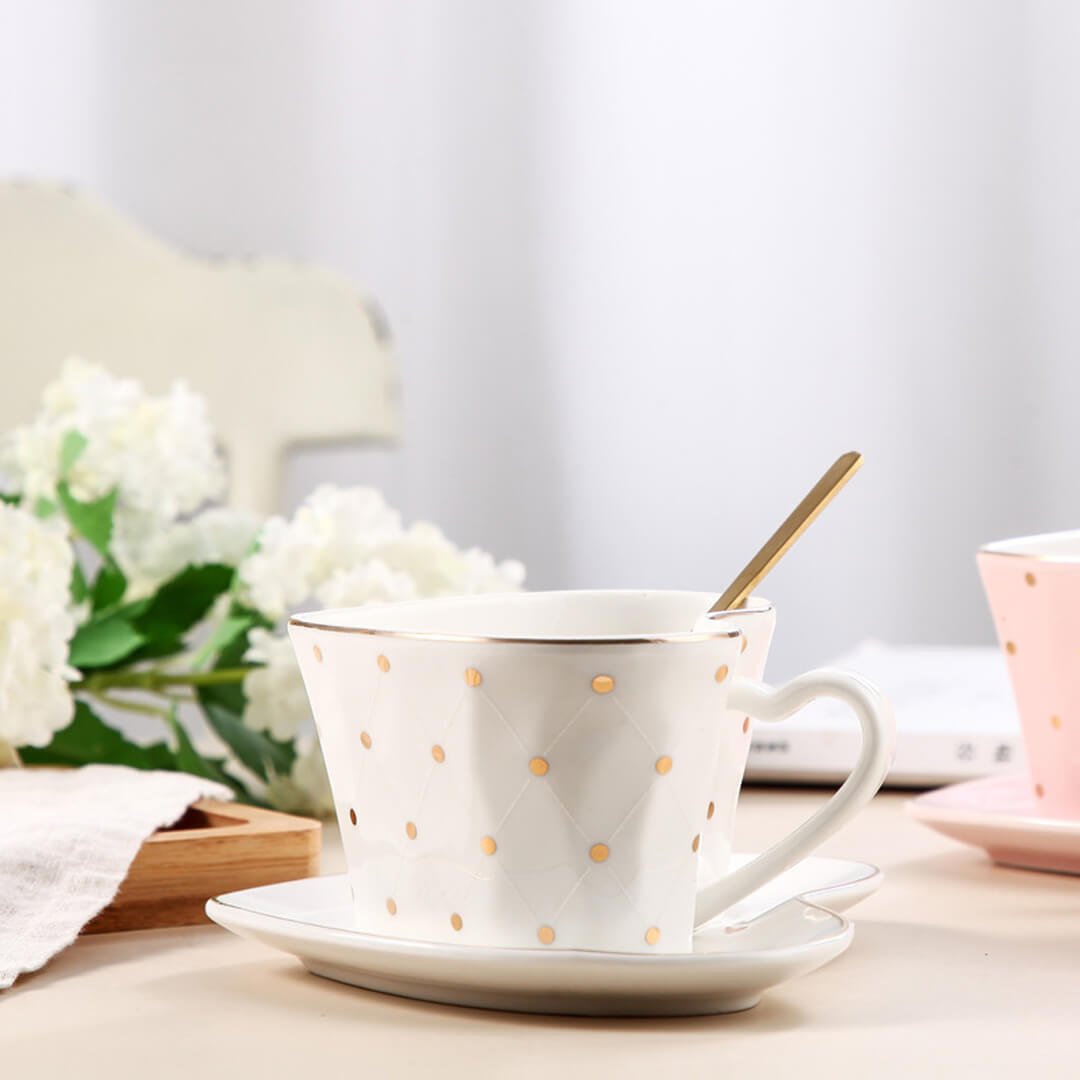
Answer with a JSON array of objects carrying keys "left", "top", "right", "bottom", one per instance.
[{"left": 709, "top": 450, "right": 864, "bottom": 613}]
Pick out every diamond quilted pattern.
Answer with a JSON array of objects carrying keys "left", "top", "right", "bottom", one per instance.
[
  {"left": 365, "top": 677, "right": 436, "bottom": 809},
  {"left": 495, "top": 779, "right": 593, "bottom": 921},
  {"left": 543, "top": 696, "right": 660, "bottom": 840},
  {"left": 448, "top": 690, "right": 533, "bottom": 827},
  {"left": 607, "top": 780, "right": 698, "bottom": 920},
  {"left": 555, "top": 863, "right": 648, "bottom": 951}
]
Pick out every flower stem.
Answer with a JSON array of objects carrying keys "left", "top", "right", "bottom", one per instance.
[
  {"left": 91, "top": 692, "right": 175, "bottom": 721},
  {"left": 74, "top": 667, "right": 252, "bottom": 694}
]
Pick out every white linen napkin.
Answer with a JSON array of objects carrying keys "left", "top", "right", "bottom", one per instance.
[{"left": 0, "top": 764, "right": 231, "bottom": 989}]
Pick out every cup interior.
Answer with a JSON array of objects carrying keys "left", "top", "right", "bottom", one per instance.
[
  {"left": 292, "top": 589, "right": 771, "bottom": 642},
  {"left": 981, "top": 529, "right": 1080, "bottom": 561}
]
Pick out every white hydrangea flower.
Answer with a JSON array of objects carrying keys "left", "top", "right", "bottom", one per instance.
[
  {"left": 0, "top": 358, "right": 226, "bottom": 580},
  {"left": 375, "top": 521, "right": 526, "bottom": 596},
  {"left": 116, "top": 506, "right": 261, "bottom": 600},
  {"left": 241, "top": 627, "right": 311, "bottom": 740},
  {"left": 239, "top": 485, "right": 402, "bottom": 619},
  {"left": 264, "top": 734, "right": 335, "bottom": 817},
  {"left": 239, "top": 486, "right": 524, "bottom": 620},
  {"left": 314, "top": 559, "right": 417, "bottom": 609},
  {"left": 0, "top": 504, "right": 79, "bottom": 747},
  {"left": 235, "top": 516, "right": 317, "bottom": 622}
]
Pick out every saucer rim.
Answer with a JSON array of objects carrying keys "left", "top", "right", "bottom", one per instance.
[
  {"left": 206, "top": 881, "right": 851, "bottom": 967},
  {"left": 207, "top": 851, "right": 880, "bottom": 963},
  {"left": 906, "top": 772, "right": 1080, "bottom": 834},
  {"left": 204, "top": 863, "right": 864, "bottom": 1015}
]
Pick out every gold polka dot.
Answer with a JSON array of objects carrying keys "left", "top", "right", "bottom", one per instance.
[
  {"left": 529, "top": 756, "right": 549, "bottom": 776},
  {"left": 740, "top": 637, "right": 748, "bottom": 654},
  {"left": 348, "top": 807, "right": 357, "bottom": 826},
  {"left": 707, "top": 801, "right": 716, "bottom": 820},
  {"left": 715, "top": 664, "right": 729, "bottom": 683},
  {"left": 692, "top": 834, "right": 701, "bottom": 853},
  {"left": 450, "top": 913, "right": 463, "bottom": 931},
  {"left": 432, "top": 744, "right": 445, "bottom": 763},
  {"left": 406, "top": 821, "right": 417, "bottom": 839},
  {"left": 645, "top": 926, "right": 661, "bottom": 946},
  {"left": 481, "top": 835, "right": 497, "bottom": 855},
  {"left": 377, "top": 654, "right": 390, "bottom": 672},
  {"left": 361, "top": 731, "right": 372, "bottom": 749},
  {"left": 537, "top": 925, "right": 555, "bottom": 945},
  {"left": 592, "top": 674, "right": 615, "bottom": 694},
  {"left": 386, "top": 898, "right": 397, "bottom": 915},
  {"left": 742, "top": 717, "right": 750, "bottom": 734},
  {"left": 465, "top": 667, "right": 483, "bottom": 687},
  {"left": 656, "top": 755, "right": 673, "bottom": 775},
  {"left": 313, "top": 645, "right": 323, "bottom": 663},
  {"left": 1051, "top": 715, "right": 1063, "bottom": 730},
  {"left": 1035, "top": 783, "right": 1045, "bottom": 798},
  {"left": 590, "top": 842, "right": 610, "bottom": 863},
  {"left": 1006, "top": 641, "right": 1016, "bottom": 655},
  {"left": 1025, "top": 572, "right": 1036, "bottom": 586}
]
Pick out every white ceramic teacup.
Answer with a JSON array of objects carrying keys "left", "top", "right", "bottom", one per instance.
[{"left": 290, "top": 590, "right": 893, "bottom": 954}]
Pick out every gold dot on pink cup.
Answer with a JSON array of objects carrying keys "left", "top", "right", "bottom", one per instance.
[{"left": 1025, "top": 572, "right": 1036, "bottom": 586}]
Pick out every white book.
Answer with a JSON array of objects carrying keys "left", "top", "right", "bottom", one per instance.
[{"left": 744, "top": 642, "right": 1025, "bottom": 788}]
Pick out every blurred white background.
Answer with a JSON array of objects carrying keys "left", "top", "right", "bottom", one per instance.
[{"left": 3, "top": 0, "right": 1078, "bottom": 675}]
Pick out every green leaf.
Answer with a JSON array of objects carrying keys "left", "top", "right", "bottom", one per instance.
[
  {"left": 59, "top": 429, "right": 88, "bottom": 477},
  {"left": 91, "top": 560, "right": 127, "bottom": 612},
  {"left": 71, "top": 561, "right": 89, "bottom": 605},
  {"left": 68, "top": 615, "right": 146, "bottom": 669},
  {"left": 166, "top": 708, "right": 263, "bottom": 804},
  {"left": 56, "top": 480, "right": 116, "bottom": 557},
  {"left": 18, "top": 700, "right": 177, "bottom": 771},
  {"left": 195, "top": 607, "right": 293, "bottom": 783},
  {"left": 0, "top": 492, "right": 20, "bottom": 506},
  {"left": 134, "top": 563, "right": 233, "bottom": 643},
  {"left": 33, "top": 496, "right": 57, "bottom": 519},
  {"left": 190, "top": 611, "right": 259, "bottom": 670},
  {"left": 196, "top": 612, "right": 262, "bottom": 715},
  {"left": 200, "top": 699, "right": 295, "bottom": 783},
  {"left": 121, "top": 637, "right": 186, "bottom": 664}
]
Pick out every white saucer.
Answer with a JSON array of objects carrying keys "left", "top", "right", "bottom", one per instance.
[
  {"left": 907, "top": 772, "right": 1080, "bottom": 875},
  {"left": 205, "top": 854, "right": 881, "bottom": 1017}
]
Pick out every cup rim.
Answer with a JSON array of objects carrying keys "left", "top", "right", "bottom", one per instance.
[
  {"left": 979, "top": 528, "right": 1080, "bottom": 562},
  {"left": 288, "top": 589, "right": 775, "bottom": 646}
]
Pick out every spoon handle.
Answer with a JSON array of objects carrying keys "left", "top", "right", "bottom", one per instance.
[{"left": 709, "top": 451, "right": 864, "bottom": 613}]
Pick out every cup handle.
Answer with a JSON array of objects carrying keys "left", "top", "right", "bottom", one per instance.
[{"left": 693, "top": 668, "right": 895, "bottom": 927}]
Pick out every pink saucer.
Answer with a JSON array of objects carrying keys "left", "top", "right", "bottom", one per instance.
[{"left": 906, "top": 772, "right": 1080, "bottom": 875}]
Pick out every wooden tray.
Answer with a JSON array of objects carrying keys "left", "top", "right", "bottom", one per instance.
[{"left": 84, "top": 799, "right": 321, "bottom": 933}]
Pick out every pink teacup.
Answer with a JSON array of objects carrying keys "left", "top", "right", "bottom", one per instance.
[{"left": 978, "top": 530, "right": 1080, "bottom": 818}]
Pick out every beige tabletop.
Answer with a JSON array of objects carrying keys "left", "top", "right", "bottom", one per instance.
[{"left": 5, "top": 789, "right": 1078, "bottom": 1078}]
